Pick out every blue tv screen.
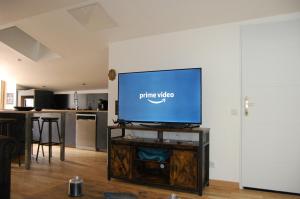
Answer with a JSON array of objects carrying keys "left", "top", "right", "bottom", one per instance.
[{"left": 118, "top": 68, "right": 202, "bottom": 124}]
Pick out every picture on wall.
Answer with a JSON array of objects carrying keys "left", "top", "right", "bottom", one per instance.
[{"left": 6, "top": 93, "right": 14, "bottom": 104}]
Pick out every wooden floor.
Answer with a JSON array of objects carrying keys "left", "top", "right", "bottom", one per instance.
[{"left": 11, "top": 146, "right": 300, "bottom": 199}]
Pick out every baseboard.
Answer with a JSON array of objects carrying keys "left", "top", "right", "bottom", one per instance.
[{"left": 209, "top": 179, "right": 240, "bottom": 190}]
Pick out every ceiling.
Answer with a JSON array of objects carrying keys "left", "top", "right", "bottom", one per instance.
[{"left": 0, "top": 0, "right": 299, "bottom": 91}]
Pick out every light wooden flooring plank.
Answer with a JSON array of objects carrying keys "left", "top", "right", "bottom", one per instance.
[{"left": 11, "top": 146, "right": 300, "bottom": 199}]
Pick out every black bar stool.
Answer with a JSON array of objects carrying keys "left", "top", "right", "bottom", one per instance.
[
  {"left": 31, "top": 117, "right": 44, "bottom": 157},
  {"left": 0, "top": 118, "right": 16, "bottom": 136},
  {"left": 0, "top": 118, "right": 21, "bottom": 166},
  {"left": 36, "top": 117, "right": 61, "bottom": 163}
]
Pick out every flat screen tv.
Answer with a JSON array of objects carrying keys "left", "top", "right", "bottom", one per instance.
[{"left": 118, "top": 68, "right": 202, "bottom": 125}]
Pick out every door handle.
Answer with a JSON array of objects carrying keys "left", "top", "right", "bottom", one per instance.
[{"left": 245, "top": 96, "right": 249, "bottom": 116}]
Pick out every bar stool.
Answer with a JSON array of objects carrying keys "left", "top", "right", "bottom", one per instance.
[
  {"left": 36, "top": 117, "right": 61, "bottom": 163},
  {"left": 0, "top": 118, "right": 16, "bottom": 136},
  {"left": 0, "top": 118, "right": 21, "bottom": 166},
  {"left": 31, "top": 117, "right": 44, "bottom": 157}
]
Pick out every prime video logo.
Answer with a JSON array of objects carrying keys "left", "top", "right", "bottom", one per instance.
[{"left": 139, "top": 91, "right": 175, "bottom": 104}]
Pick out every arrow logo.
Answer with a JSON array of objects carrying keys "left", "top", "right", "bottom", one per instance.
[{"left": 147, "top": 98, "right": 166, "bottom": 104}]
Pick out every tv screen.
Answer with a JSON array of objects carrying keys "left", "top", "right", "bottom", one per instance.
[{"left": 118, "top": 68, "right": 202, "bottom": 124}]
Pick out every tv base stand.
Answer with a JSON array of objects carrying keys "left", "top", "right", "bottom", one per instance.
[{"left": 107, "top": 125, "right": 210, "bottom": 196}]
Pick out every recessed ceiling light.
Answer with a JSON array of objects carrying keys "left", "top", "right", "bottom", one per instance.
[
  {"left": 81, "top": 83, "right": 86, "bottom": 86},
  {"left": 42, "top": 85, "right": 46, "bottom": 88},
  {"left": 17, "top": 58, "right": 22, "bottom": 62}
]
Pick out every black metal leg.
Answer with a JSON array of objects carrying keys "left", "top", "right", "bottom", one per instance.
[
  {"left": 36, "top": 121, "right": 44, "bottom": 161},
  {"left": 206, "top": 131, "right": 210, "bottom": 186},
  {"left": 198, "top": 132, "right": 203, "bottom": 196},
  {"left": 31, "top": 121, "right": 33, "bottom": 155},
  {"left": 60, "top": 113, "right": 65, "bottom": 161},
  {"left": 121, "top": 128, "right": 125, "bottom": 137},
  {"left": 55, "top": 121, "right": 61, "bottom": 143},
  {"left": 25, "top": 113, "right": 32, "bottom": 169},
  {"left": 41, "top": 143, "right": 45, "bottom": 157},
  {"left": 49, "top": 121, "right": 52, "bottom": 163},
  {"left": 6, "top": 123, "right": 10, "bottom": 137},
  {"left": 18, "top": 147, "right": 21, "bottom": 167},
  {"left": 37, "top": 120, "right": 45, "bottom": 157},
  {"left": 107, "top": 127, "right": 111, "bottom": 181}
]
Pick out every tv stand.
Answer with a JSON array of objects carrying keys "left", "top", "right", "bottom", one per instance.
[
  {"left": 139, "top": 123, "right": 199, "bottom": 129},
  {"left": 107, "top": 125, "right": 210, "bottom": 196}
]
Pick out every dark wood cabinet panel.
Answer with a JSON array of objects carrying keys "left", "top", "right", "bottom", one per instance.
[
  {"left": 170, "top": 150, "right": 197, "bottom": 189},
  {"left": 111, "top": 144, "right": 132, "bottom": 179}
]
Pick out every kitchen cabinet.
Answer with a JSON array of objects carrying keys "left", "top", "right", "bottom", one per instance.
[
  {"left": 96, "top": 112, "right": 108, "bottom": 151},
  {"left": 32, "top": 111, "right": 107, "bottom": 150},
  {"left": 17, "top": 89, "right": 54, "bottom": 109},
  {"left": 65, "top": 113, "right": 76, "bottom": 147}
]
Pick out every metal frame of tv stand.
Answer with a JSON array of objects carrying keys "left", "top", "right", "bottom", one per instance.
[{"left": 107, "top": 124, "right": 210, "bottom": 196}]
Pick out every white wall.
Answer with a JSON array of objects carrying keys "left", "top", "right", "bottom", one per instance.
[
  {"left": 108, "top": 13, "right": 300, "bottom": 183},
  {"left": 4, "top": 81, "right": 17, "bottom": 109},
  {"left": 108, "top": 23, "right": 241, "bottom": 182}
]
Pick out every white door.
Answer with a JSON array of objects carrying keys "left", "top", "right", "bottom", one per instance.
[{"left": 241, "top": 18, "right": 300, "bottom": 193}]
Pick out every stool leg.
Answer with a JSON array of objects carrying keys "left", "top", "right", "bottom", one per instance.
[
  {"left": 37, "top": 120, "right": 45, "bottom": 157},
  {"left": 49, "top": 121, "right": 52, "bottom": 163},
  {"left": 0, "top": 123, "right": 5, "bottom": 136},
  {"left": 1, "top": 124, "right": 3, "bottom": 135},
  {"left": 55, "top": 121, "right": 62, "bottom": 144},
  {"left": 31, "top": 121, "right": 34, "bottom": 155},
  {"left": 18, "top": 148, "right": 21, "bottom": 167},
  {"left": 6, "top": 123, "right": 10, "bottom": 137},
  {"left": 36, "top": 121, "right": 44, "bottom": 161}
]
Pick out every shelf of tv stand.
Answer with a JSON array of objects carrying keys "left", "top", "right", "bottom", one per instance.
[
  {"left": 107, "top": 125, "right": 210, "bottom": 196},
  {"left": 133, "top": 158, "right": 170, "bottom": 185},
  {"left": 111, "top": 137, "right": 199, "bottom": 150},
  {"left": 108, "top": 124, "right": 209, "bottom": 133}
]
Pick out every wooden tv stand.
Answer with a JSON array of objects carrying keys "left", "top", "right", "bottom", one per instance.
[{"left": 107, "top": 125, "right": 210, "bottom": 195}]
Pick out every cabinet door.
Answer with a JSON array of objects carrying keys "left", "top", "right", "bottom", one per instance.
[
  {"left": 65, "top": 113, "right": 76, "bottom": 147},
  {"left": 170, "top": 150, "right": 197, "bottom": 189},
  {"left": 111, "top": 144, "right": 132, "bottom": 179}
]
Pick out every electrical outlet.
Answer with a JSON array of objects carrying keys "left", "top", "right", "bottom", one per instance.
[{"left": 209, "top": 161, "right": 215, "bottom": 168}]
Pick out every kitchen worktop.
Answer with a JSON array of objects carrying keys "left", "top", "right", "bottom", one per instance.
[{"left": 0, "top": 109, "right": 108, "bottom": 113}]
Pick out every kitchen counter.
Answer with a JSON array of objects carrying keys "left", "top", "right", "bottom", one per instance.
[
  {"left": 0, "top": 110, "right": 69, "bottom": 169},
  {"left": 0, "top": 109, "right": 108, "bottom": 169}
]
